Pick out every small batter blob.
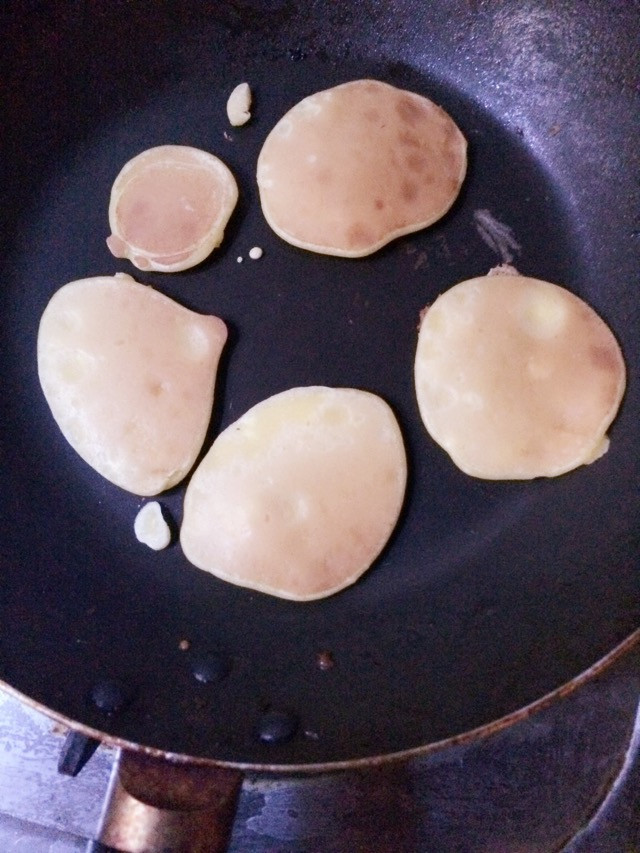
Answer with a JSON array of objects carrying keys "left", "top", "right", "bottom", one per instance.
[{"left": 135, "top": 502, "right": 171, "bottom": 550}]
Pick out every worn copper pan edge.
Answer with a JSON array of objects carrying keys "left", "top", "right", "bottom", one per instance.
[{"left": 1, "top": 628, "right": 638, "bottom": 775}]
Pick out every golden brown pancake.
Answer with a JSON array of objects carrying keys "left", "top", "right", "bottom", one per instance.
[
  {"left": 180, "top": 386, "right": 407, "bottom": 600},
  {"left": 107, "top": 145, "right": 238, "bottom": 272},
  {"left": 414, "top": 273, "right": 626, "bottom": 479},
  {"left": 38, "top": 274, "right": 227, "bottom": 495},
  {"left": 257, "top": 79, "right": 467, "bottom": 257}
]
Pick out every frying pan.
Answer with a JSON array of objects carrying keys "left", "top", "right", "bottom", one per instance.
[{"left": 0, "top": 0, "right": 638, "bottom": 777}]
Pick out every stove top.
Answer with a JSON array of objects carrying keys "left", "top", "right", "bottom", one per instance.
[{"left": 0, "top": 641, "right": 638, "bottom": 852}]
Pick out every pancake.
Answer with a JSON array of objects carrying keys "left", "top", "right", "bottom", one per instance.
[
  {"left": 107, "top": 145, "right": 238, "bottom": 272},
  {"left": 414, "top": 273, "right": 626, "bottom": 479},
  {"left": 257, "top": 79, "right": 467, "bottom": 258},
  {"left": 37, "top": 274, "right": 227, "bottom": 496},
  {"left": 180, "top": 386, "right": 407, "bottom": 601}
]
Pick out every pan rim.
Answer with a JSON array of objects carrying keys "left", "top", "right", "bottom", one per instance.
[{"left": 2, "top": 628, "right": 638, "bottom": 775}]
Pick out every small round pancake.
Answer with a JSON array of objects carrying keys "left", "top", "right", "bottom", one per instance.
[
  {"left": 38, "top": 274, "right": 227, "bottom": 495},
  {"left": 257, "top": 79, "right": 467, "bottom": 258},
  {"left": 107, "top": 145, "right": 238, "bottom": 272},
  {"left": 414, "top": 274, "right": 626, "bottom": 480},
  {"left": 180, "top": 387, "right": 407, "bottom": 601}
]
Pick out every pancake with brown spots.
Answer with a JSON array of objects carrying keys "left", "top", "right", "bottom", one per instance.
[
  {"left": 107, "top": 146, "right": 238, "bottom": 273},
  {"left": 414, "top": 272, "right": 626, "bottom": 479},
  {"left": 257, "top": 79, "right": 467, "bottom": 258}
]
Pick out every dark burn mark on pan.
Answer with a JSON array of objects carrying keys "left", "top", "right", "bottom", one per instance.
[{"left": 316, "top": 650, "right": 336, "bottom": 671}]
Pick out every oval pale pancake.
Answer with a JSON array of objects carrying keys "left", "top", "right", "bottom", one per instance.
[
  {"left": 414, "top": 274, "right": 626, "bottom": 480},
  {"left": 107, "top": 145, "right": 238, "bottom": 272},
  {"left": 38, "top": 274, "right": 227, "bottom": 496},
  {"left": 257, "top": 79, "right": 467, "bottom": 258},
  {"left": 180, "top": 387, "right": 407, "bottom": 601}
]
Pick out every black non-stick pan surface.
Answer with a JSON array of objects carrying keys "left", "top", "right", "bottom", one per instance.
[{"left": 0, "top": 1, "right": 638, "bottom": 768}]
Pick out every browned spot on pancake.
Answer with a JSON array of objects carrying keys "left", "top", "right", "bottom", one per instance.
[
  {"left": 400, "top": 180, "right": 419, "bottom": 202},
  {"left": 364, "top": 107, "right": 381, "bottom": 123},
  {"left": 398, "top": 131, "right": 421, "bottom": 149},
  {"left": 443, "top": 121, "right": 464, "bottom": 166},
  {"left": 443, "top": 118, "right": 459, "bottom": 144},
  {"left": 575, "top": 299, "right": 596, "bottom": 323},
  {"left": 346, "top": 223, "right": 373, "bottom": 248},
  {"left": 374, "top": 198, "right": 385, "bottom": 210},
  {"left": 396, "top": 96, "right": 423, "bottom": 125},
  {"left": 406, "top": 153, "right": 429, "bottom": 172},
  {"left": 446, "top": 175, "right": 460, "bottom": 193},
  {"left": 316, "top": 167, "right": 333, "bottom": 185},
  {"left": 590, "top": 344, "right": 619, "bottom": 372}
]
